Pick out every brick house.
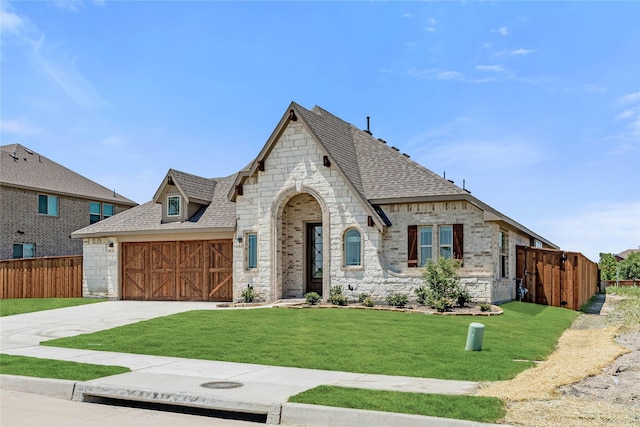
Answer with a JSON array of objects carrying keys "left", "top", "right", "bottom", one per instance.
[
  {"left": 0, "top": 144, "right": 137, "bottom": 259},
  {"left": 73, "top": 102, "right": 557, "bottom": 303}
]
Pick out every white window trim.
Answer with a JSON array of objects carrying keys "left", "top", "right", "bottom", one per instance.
[
  {"left": 499, "top": 230, "right": 508, "bottom": 279},
  {"left": 343, "top": 227, "right": 363, "bottom": 270},
  {"left": 39, "top": 194, "right": 59, "bottom": 217},
  {"left": 167, "top": 195, "right": 181, "bottom": 217},
  {"left": 418, "top": 225, "right": 433, "bottom": 266},
  {"left": 439, "top": 225, "right": 453, "bottom": 259}
]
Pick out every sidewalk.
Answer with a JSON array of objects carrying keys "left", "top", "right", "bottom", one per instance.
[{"left": 1, "top": 301, "right": 501, "bottom": 426}]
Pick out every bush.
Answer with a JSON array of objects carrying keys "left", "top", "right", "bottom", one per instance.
[
  {"left": 329, "top": 286, "right": 348, "bottom": 306},
  {"left": 386, "top": 293, "right": 408, "bottom": 308},
  {"left": 479, "top": 303, "right": 491, "bottom": 312},
  {"left": 358, "top": 293, "right": 370, "bottom": 304},
  {"left": 420, "top": 258, "right": 469, "bottom": 312},
  {"left": 361, "top": 297, "right": 375, "bottom": 307},
  {"left": 240, "top": 285, "right": 256, "bottom": 303},
  {"left": 305, "top": 292, "right": 321, "bottom": 305}
]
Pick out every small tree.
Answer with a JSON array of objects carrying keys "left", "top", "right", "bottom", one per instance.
[
  {"left": 619, "top": 252, "right": 640, "bottom": 280},
  {"left": 418, "top": 257, "right": 467, "bottom": 312},
  {"left": 598, "top": 253, "right": 618, "bottom": 281}
]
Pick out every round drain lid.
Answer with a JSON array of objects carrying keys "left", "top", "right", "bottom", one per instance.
[{"left": 200, "top": 381, "right": 244, "bottom": 389}]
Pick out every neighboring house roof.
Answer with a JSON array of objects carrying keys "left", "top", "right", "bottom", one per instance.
[
  {"left": 152, "top": 168, "right": 216, "bottom": 205},
  {"left": 1, "top": 143, "right": 137, "bottom": 206},
  {"left": 616, "top": 248, "right": 640, "bottom": 260},
  {"left": 72, "top": 173, "right": 237, "bottom": 238}
]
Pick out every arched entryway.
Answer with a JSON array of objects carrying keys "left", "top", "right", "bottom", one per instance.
[{"left": 275, "top": 190, "right": 329, "bottom": 299}]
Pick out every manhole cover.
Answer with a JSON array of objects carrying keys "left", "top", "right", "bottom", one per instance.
[{"left": 200, "top": 381, "right": 244, "bottom": 389}]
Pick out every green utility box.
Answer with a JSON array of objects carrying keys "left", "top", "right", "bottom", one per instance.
[{"left": 465, "top": 322, "right": 484, "bottom": 351}]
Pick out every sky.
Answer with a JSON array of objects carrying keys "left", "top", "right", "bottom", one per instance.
[{"left": 1, "top": 1, "right": 639, "bottom": 262}]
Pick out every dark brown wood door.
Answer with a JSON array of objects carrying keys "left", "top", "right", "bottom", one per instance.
[
  {"left": 306, "top": 223, "right": 323, "bottom": 295},
  {"left": 121, "top": 240, "right": 233, "bottom": 302}
]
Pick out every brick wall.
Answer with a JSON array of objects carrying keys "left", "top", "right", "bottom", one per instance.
[{"left": 1, "top": 186, "right": 131, "bottom": 260}]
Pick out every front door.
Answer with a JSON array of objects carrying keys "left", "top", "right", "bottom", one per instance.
[{"left": 306, "top": 223, "right": 323, "bottom": 295}]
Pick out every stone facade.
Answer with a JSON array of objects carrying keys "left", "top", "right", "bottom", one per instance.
[
  {"left": 0, "top": 186, "right": 130, "bottom": 259},
  {"left": 81, "top": 237, "right": 119, "bottom": 297},
  {"left": 232, "top": 121, "right": 528, "bottom": 303}
]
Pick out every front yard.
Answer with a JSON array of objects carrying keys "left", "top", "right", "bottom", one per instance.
[{"left": 43, "top": 301, "right": 577, "bottom": 382}]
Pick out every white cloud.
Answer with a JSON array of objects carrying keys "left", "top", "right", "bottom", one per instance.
[
  {"left": 476, "top": 65, "right": 506, "bottom": 72},
  {"left": 534, "top": 201, "right": 640, "bottom": 262},
  {"left": 424, "top": 27, "right": 437, "bottom": 33},
  {"left": 582, "top": 84, "right": 606, "bottom": 93},
  {"left": 402, "top": 13, "right": 412, "bottom": 18},
  {"left": 0, "top": 118, "right": 41, "bottom": 136},
  {"left": 495, "top": 26, "right": 509, "bottom": 36},
  {"left": 0, "top": 3, "right": 23, "bottom": 34},
  {"left": 493, "top": 48, "right": 538, "bottom": 57},
  {"left": 437, "top": 70, "right": 463, "bottom": 80},
  {"left": 617, "top": 91, "right": 640, "bottom": 105}
]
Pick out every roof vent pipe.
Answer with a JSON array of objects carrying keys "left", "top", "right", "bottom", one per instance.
[{"left": 365, "top": 116, "right": 372, "bottom": 135}]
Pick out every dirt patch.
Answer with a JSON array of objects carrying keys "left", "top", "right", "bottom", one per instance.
[{"left": 478, "top": 293, "right": 640, "bottom": 426}]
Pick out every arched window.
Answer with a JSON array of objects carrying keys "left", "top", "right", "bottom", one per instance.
[{"left": 344, "top": 228, "right": 362, "bottom": 267}]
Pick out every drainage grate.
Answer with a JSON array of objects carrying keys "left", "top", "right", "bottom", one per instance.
[{"left": 200, "top": 381, "right": 244, "bottom": 389}]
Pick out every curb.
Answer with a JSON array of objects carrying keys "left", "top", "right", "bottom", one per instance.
[
  {"left": 280, "top": 403, "right": 512, "bottom": 427},
  {"left": 0, "top": 374, "right": 76, "bottom": 400}
]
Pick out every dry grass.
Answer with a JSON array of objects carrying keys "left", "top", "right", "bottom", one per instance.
[
  {"left": 502, "top": 398, "right": 640, "bottom": 427},
  {"left": 478, "top": 327, "right": 628, "bottom": 400}
]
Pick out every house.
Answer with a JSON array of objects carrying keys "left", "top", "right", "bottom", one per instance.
[
  {"left": 615, "top": 248, "right": 640, "bottom": 262},
  {"left": 0, "top": 144, "right": 137, "bottom": 259},
  {"left": 72, "top": 102, "right": 557, "bottom": 303}
]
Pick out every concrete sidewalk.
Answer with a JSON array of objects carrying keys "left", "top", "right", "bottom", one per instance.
[{"left": 1, "top": 301, "right": 501, "bottom": 426}]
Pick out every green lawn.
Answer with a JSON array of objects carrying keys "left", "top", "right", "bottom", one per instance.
[
  {"left": 289, "top": 385, "right": 506, "bottom": 423},
  {"left": 0, "top": 354, "right": 129, "bottom": 381},
  {"left": 44, "top": 301, "right": 577, "bottom": 382},
  {"left": 0, "top": 298, "right": 107, "bottom": 317}
]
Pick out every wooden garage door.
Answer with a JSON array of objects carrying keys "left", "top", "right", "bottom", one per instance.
[{"left": 122, "top": 240, "right": 232, "bottom": 301}]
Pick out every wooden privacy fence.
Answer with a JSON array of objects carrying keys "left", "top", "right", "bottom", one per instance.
[
  {"left": 603, "top": 280, "right": 639, "bottom": 288},
  {"left": 516, "top": 246, "right": 599, "bottom": 310},
  {"left": 0, "top": 256, "right": 83, "bottom": 299}
]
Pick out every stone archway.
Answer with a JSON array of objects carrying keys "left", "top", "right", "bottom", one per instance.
[{"left": 272, "top": 187, "right": 330, "bottom": 300}]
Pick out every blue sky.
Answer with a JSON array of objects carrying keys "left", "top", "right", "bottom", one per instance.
[{"left": 1, "top": 1, "right": 639, "bottom": 261}]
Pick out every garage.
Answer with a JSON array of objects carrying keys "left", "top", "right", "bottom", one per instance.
[{"left": 121, "top": 240, "right": 232, "bottom": 301}]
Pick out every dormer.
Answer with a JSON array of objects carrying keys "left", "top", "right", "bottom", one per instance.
[{"left": 152, "top": 169, "right": 215, "bottom": 223}]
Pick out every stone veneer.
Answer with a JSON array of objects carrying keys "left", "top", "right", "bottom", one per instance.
[
  {"left": 81, "top": 237, "right": 119, "bottom": 297},
  {"left": 233, "top": 121, "right": 529, "bottom": 304}
]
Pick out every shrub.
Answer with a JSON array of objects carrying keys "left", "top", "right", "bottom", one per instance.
[
  {"left": 420, "top": 258, "right": 469, "bottom": 312},
  {"left": 305, "top": 292, "right": 321, "bottom": 305},
  {"left": 361, "top": 297, "right": 375, "bottom": 307},
  {"left": 479, "top": 303, "right": 491, "bottom": 312},
  {"left": 386, "top": 293, "right": 408, "bottom": 308},
  {"left": 358, "top": 293, "right": 370, "bottom": 304},
  {"left": 240, "top": 285, "right": 256, "bottom": 303},
  {"left": 329, "top": 286, "right": 348, "bottom": 306}
]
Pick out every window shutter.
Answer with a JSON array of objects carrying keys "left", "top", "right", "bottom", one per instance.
[
  {"left": 407, "top": 225, "right": 418, "bottom": 267},
  {"left": 453, "top": 223, "right": 464, "bottom": 262}
]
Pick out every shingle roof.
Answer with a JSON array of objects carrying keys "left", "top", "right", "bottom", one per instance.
[
  {"left": 1, "top": 144, "right": 137, "bottom": 206},
  {"left": 168, "top": 169, "right": 216, "bottom": 203},
  {"left": 72, "top": 173, "right": 237, "bottom": 237},
  {"left": 295, "top": 104, "right": 467, "bottom": 201}
]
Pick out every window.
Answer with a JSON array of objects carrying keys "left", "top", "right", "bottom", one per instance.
[
  {"left": 103, "top": 204, "right": 114, "bottom": 219},
  {"left": 89, "top": 202, "right": 101, "bottom": 224},
  {"left": 499, "top": 231, "right": 508, "bottom": 278},
  {"left": 38, "top": 194, "right": 58, "bottom": 216},
  {"left": 13, "top": 243, "right": 35, "bottom": 259},
  {"left": 419, "top": 226, "right": 433, "bottom": 266},
  {"left": 167, "top": 196, "right": 181, "bottom": 217},
  {"left": 439, "top": 225, "right": 453, "bottom": 259},
  {"left": 344, "top": 228, "right": 362, "bottom": 267},
  {"left": 247, "top": 233, "right": 258, "bottom": 269}
]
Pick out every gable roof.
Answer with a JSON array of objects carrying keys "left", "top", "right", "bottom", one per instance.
[
  {"left": 1, "top": 143, "right": 137, "bottom": 206},
  {"left": 152, "top": 168, "right": 216, "bottom": 205},
  {"left": 72, "top": 173, "right": 237, "bottom": 238},
  {"left": 231, "top": 102, "right": 556, "bottom": 248}
]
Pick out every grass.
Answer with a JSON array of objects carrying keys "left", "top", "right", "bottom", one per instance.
[
  {"left": 0, "top": 354, "right": 130, "bottom": 381},
  {"left": 0, "top": 298, "right": 107, "bottom": 317},
  {"left": 289, "top": 385, "right": 506, "bottom": 423},
  {"left": 606, "top": 285, "right": 640, "bottom": 333},
  {"left": 44, "top": 301, "right": 577, "bottom": 382}
]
